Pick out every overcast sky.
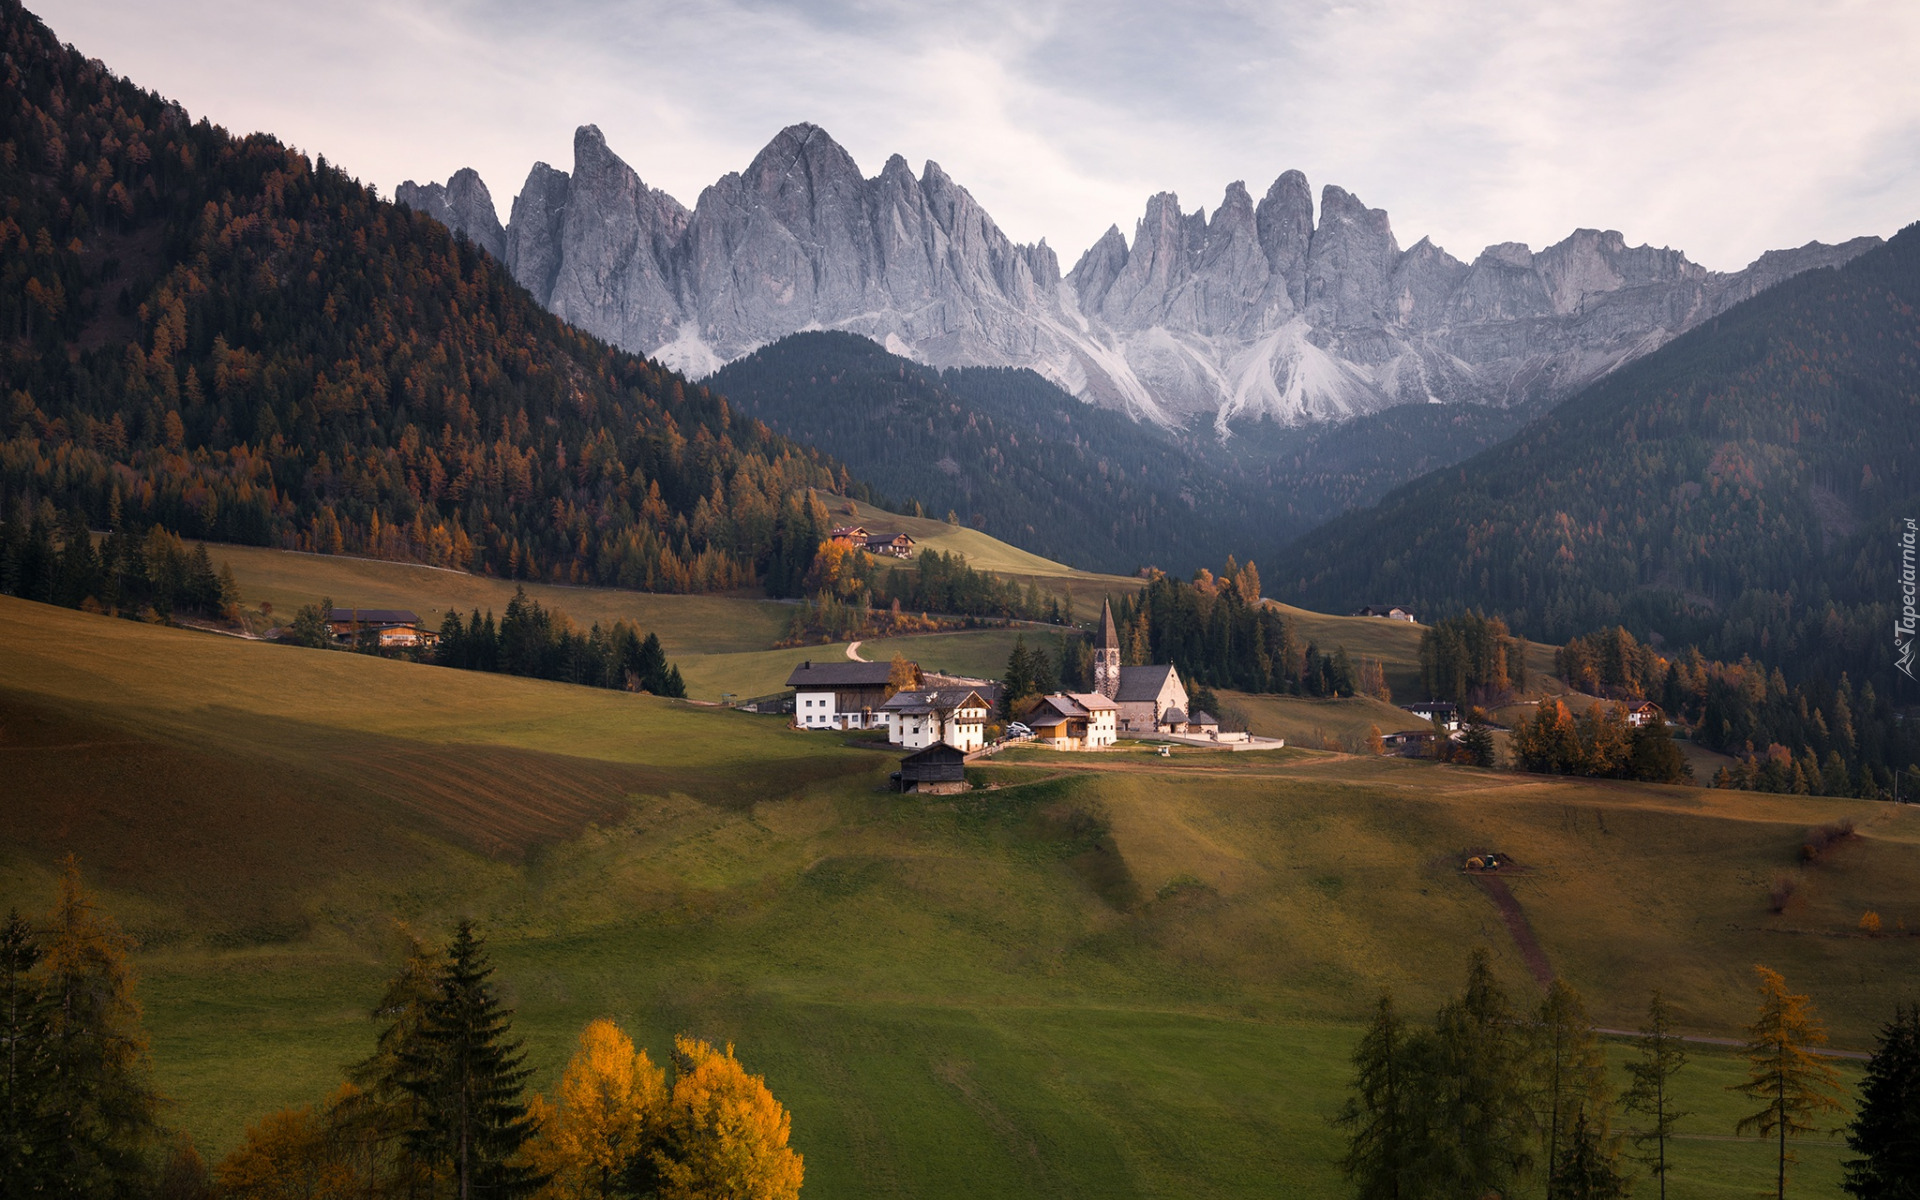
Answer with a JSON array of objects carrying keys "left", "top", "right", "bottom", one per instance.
[{"left": 34, "top": 0, "right": 1920, "bottom": 271}]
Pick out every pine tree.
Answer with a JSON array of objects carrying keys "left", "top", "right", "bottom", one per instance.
[
  {"left": 39, "top": 856, "right": 162, "bottom": 1199},
  {"left": 1334, "top": 992, "right": 1421, "bottom": 1200},
  {"left": 1842, "top": 1003, "right": 1920, "bottom": 1199},
  {"left": 400, "top": 921, "right": 544, "bottom": 1199},
  {"left": 346, "top": 930, "right": 441, "bottom": 1195},
  {"left": 1624, "top": 989, "right": 1691, "bottom": 1200},
  {"left": 1550, "top": 1110, "right": 1629, "bottom": 1200},
  {"left": 1536, "top": 979, "right": 1612, "bottom": 1198},
  {"left": 1001, "top": 637, "right": 1033, "bottom": 718},
  {"left": 0, "top": 909, "right": 56, "bottom": 1197},
  {"left": 1733, "top": 966, "right": 1846, "bottom": 1200},
  {"left": 1422, "top": 948, "right": 1537, "bottom": 1197}
]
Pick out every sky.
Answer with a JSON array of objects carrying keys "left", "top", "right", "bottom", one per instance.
[{"left": 33, "top": 0, "right": 1920, "bottom": 271}]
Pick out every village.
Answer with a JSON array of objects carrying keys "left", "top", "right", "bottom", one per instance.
[{"left": 787, "top": 599, "right": 1289, "bottom": 792}]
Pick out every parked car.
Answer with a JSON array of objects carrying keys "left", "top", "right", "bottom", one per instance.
[{"left": 1007, "top": 722, "right": 1031, "bottom": 737}]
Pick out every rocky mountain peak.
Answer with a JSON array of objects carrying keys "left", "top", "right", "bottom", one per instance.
[{"left": 405, "top": 128, "right": 1882, "bottom": 429}]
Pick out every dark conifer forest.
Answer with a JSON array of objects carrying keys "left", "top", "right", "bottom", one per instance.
[
  {"left": 0, "top": 0, "right": 859, "bottom": 595},
  {"left": 707, "top": 331, "right": 1529, "bottom": 576},
  {"left": 1274, "top": 227, "right": 1920, "bottom": 708}
]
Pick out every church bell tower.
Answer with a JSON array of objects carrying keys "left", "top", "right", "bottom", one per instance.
[{"left": 1094, "top": 598, "right": 1122, "bottom": 699}]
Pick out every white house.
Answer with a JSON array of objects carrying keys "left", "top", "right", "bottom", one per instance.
[
  {"left": 881, "top": 688, "right": 990, "bottom": 752},
  {"left": 1021, "top": 692, "right": 1119, "bottom": 750},
  {"left": 1402, "top": 701, "right": 1460, "bottom": 731},
  {"left": 786, "top": 660, "right": 899, "bottom": 731},
  {"left": 1626, "top": 700, "right": 1665, "bottom": 728}
]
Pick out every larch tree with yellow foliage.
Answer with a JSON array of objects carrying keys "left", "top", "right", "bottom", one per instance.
[
  {"left": 656, "top": 1037, "right": 803, "bottom": 1200},
  {"left": 530, "top": 1019, "right": 667, "bottom": 1200},
  {"left": 1733, "top": 966, "right": 1846, "bottom": 1200}
]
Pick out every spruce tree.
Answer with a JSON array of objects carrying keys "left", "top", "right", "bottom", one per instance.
[
  {"left": 1334, "top": 992, "right": 1423, "bottom": 1200},
  {"left": 0, "top": 909, "right": 56, "bottom": 1197},
  {"left": 1535, "top": 979, "right": 1613, "bottom": 1198},
  {"left": 1001, "top": 637, "right": 1033, "bottom": 717},
  {"left": 400, "top": 921, "right": 543, "bottom": 1199},
  {"left": 1624, "top": 989, "right": 1691, "bottom": 1200},
  {"left": 1842, "top": 1003, "right": 1920, "bottom": 1199},
  {"left": 1551, "top": 1110, "right": 1629, "bottom": 1200},
  {"left": 1423, "top": 948, "right": 1536, "bottom": 1198},
  {"left": 347, "top": 931, "right": 442, "bottom": 1196}
]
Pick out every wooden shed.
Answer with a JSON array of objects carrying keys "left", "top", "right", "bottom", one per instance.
[{"left": 896, "top": 743, "right": 970, "bottom": 794}]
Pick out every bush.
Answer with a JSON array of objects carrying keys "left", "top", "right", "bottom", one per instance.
[
  {"left": 1769, "top": 872, "right": 1800, "bottom": 914},
  {"left": 1801, "top": 819, "right": 1858, "bottom": 863}
]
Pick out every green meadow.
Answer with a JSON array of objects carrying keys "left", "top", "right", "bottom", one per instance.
[{"left": 3, "top": 593, "right": 1912, "bottom": 1197}]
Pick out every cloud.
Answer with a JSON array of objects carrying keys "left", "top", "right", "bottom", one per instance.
[{"left": 34, "top": 0, "right": 1920, "bottom": 270}]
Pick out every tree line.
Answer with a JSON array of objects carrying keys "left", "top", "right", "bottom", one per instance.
[
  {"left": 1, "top": 497, "right": 238, "bottom": 621},
  {"left": 1, "top": 1, "right": 859, "bottom": 599},
  {"left": 1419, "top": 611, "right": 1529, "bottom": 706},
  {"left": 1108, "top": 562, "right": 1389, "bottom": 700},
  {"left": 1552, "top": 625, "right": 1918, "bottom": 798},
  {"left": 279, "top": 587, "right": 688, "bottom": 698},
  {"left": 0, "top": 862, "right": 802, "bottom": 1198},
  {"left": 1337, "top": 950, "right": 1920, "bottom": 1200},
  {"left": 1507, "top": 701, "right": 1693, "bottom": 784}
]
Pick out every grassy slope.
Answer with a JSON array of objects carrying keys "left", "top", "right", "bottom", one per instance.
[
  {"left": 207, "top": 508, "right": 1508, "bottom": 708},
  {"left": 3, "top": 595, "right": 1912, "bottom": 1198}
]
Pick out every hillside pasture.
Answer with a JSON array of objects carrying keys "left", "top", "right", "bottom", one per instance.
[{"left": 2, "top": 595, "right": 1912, "bottom": 1198}]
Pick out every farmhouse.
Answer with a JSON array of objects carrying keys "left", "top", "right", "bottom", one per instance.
[
  {"left": 1626, "top": 700, "right": 1665, "bottom": 728},
  {"left": 882, "top": 687, "right": 990, "bottom": 752},
  {"left": 1402, "top": 700, "right": 1460, "bottom": 731},
  {"left": 1353, "top": 604, "right": 1417, "bottom": 622},
  {"left": 828, "top": 524, "right": 870, "bottom": 543},
  {"left": 1021, "top": 692, "right": 1119, "bottom": 750},
  {"left": 787, "top": 660, "right": 899, "bottom": 730},
  {"left": 327, "top": 608, "right": 434, "bottom": 648},
  {"left": 864, "top": 532, "right": 916, "bottom": 559},
  {"left": 1091, "top": 599, "right": 1194, "bottom": 734}
]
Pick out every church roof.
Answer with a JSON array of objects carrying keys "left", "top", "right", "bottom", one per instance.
[
  {"left": 1096, "top": 598, "right": 1120, "bottom": 651},
  {"left": 1115, "top": 663, "right": 1180, "bottom": 702}
]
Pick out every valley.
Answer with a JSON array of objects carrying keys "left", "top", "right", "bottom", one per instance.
[
  {"left": 3, "top": 3, "right": 1917, "bottom": 1195},
  {"left": 4, "top": 591, "right": 1914, "bottom": 1197}
]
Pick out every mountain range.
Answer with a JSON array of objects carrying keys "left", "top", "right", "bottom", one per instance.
[{"left": 401, "top": 123, "right": 1880, "bottom": 429}]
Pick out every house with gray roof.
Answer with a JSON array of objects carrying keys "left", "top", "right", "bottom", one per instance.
[{"left": 787, "top": 659, "right": 900, "bottom": 731}]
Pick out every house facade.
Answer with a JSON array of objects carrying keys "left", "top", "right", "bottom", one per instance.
[
  {"left": 1626, "top": 701, "right": 1664, "bottom": 728},
  {"left": 864, "top": 532, "right": 916, "bottom": 559},
  {"left": 1353, "top": 605, "right": 1417, "bottom": 622},
  {"left": 1403, "top": 701, "right": 1460, "bottom": 731},
  {"left": 882, "top": 688, "right": 989, "bottom": 752},
  {"left": 1021, "top": 692, "right": 1118, "bottom": 750},
  {"left": 787, "top": 660, "right": 900, "bottom": 730},
  {"left": 327, "top": 608, "right": 434, "bottom": 648}
]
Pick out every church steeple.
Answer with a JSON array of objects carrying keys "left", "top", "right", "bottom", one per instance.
[{"left": 1094, "top": 598, "right": 1122, "bottom": 699}]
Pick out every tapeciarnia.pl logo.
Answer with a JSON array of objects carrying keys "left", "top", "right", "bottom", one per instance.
[{"left": 1900, "top": 517, "right": 1917, "bottom": 680}]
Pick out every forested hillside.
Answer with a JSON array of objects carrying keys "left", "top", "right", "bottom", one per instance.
[
  {"left": 1274, "top": 224, "right": 1920, "bottom": 704},
  {"left": 707, "top": 331, "right": 1530, "bottom": 575},
  {"left": 0, "top": 0, "right": 857, "bottom": 594}
]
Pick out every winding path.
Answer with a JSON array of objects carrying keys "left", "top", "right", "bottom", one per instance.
[{"left": 846, "top": 640, "right": 867, "bottom": 662}]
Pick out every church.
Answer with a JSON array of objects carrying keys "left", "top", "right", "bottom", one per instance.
[{"left": 1092, "top": 600, "right": 1203, "bottom": 734}]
